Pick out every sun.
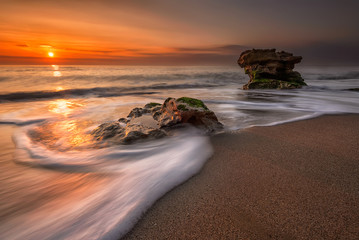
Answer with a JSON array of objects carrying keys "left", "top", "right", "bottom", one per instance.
[{"left": 48, "top": 52, "right": 54, "bottom": 57}]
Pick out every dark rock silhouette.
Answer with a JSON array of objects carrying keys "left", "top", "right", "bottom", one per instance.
[{"left": 238, "top": 49, "right": 307, "bottom": 89}]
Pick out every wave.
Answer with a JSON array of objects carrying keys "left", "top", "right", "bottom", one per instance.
[
  {"left": 0, "top": 83, "right": 218, "bottom": 102},
  {"left": 46, "top": 71, "right": 244, "bottom": 82},
  {"left": 3, "top": 127, "right": 212, "bottom": 240},
  {"left": 0, "top": 118, "right": 48, "bottom": 126},
  {"left": 317, "top": 71, "right": 359, "bottom": 80}
]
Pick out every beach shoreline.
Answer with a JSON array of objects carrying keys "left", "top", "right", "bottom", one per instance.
[{"left": 123, "top": 113, "right": 359, "bottom": 239}]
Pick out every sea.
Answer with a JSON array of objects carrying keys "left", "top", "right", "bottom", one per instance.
[{"left": 0, "top": 65, "right": 358, "bottom": 239}]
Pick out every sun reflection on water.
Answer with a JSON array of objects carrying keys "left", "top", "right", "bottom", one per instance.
[
  {"left": 53, "top": 71, "right": 62, "bottom": 77},
  {"left": 31, "top": 99, "right": 96, "bottom": 151},
  {"left": 51, "top": 65, "right": 62, "bottom": 77},
  {"left": 48, "top": 99, "right": 84, "bottom": 117},
  {"left": 51, "top": 65, "right": 59, "bottom": 70},
  {"left": 30, "top": 118, "right": 95, "bottom": 151}
]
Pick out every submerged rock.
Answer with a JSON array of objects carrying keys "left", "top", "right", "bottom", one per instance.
[
  {"left": 92, "top": 122, "right": 124, "bottom": 141},
  {"left": 92, "top": 120, "right": 166, "bottom": 145},
  {"left": 121, "top": 124, "right": 166, "bottom": 144},
  {"left": 348, "top": 88, "right": 359, "bottom": 91},
  {"left": 144, "top": 102, "right": 161, "bottom": 109},
  {"left": 91, "top": 97, "right": 222, "bottom": 145},
  {"left": 118, "top": 117, "right": 128, "bottom": 125},
  {"left": 238, "top": 49, "right": 307, "bottom": 89}
]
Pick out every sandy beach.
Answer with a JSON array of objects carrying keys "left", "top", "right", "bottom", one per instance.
[
  {"left": 2, "top": 0, "right": 359, "bottom": 238},
  {"left": 123, "top": 114, "right": 359, "bottom": 239}
]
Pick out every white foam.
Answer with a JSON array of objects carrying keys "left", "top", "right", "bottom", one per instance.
[{"left": 3, "top": 127, "right": 212, "bottom": 240}]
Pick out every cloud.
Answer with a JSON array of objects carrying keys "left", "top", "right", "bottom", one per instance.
[
  {"left": 3, "top": 40, "right": 359, "bottom": 66},
  {"left": 290, "top": 42, "right": 359, "bottom": 65},
  {"left": 16, "top": 44, "right": 29, "bottom": 47},
  {"left": 40, "top": 45, "right": 53, "bottom": 48},
  {"left": 172, "top": 45, "right": 248, "bottom": 54}
]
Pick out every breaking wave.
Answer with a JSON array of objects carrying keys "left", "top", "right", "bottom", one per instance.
[
  {"left": 1, "top": 125, "right": 212, "bottom": 240},
  {"left": 0, "top": 83, "right": 219, "bottom": 102}
]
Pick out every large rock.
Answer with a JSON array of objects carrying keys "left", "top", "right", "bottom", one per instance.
[
  {"left": 91, "top": 97, "right": 222, "bottom": 145},
  {"left": 91, "top": 121, "right": 165, "bottom": 145},
  {"left": 238, "top": 49, "right": 307, "bottom": 89},
  {"left": 158, "top": 97, "right": 223, "bottom": 133}
]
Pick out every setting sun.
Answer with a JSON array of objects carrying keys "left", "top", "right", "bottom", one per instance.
[{"left": 48, "top": 52, "right": 54, "bottom": 57}]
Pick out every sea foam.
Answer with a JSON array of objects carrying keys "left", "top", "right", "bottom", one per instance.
[{"left": 2, "top": 127, "right": 212, "bottom": 240}]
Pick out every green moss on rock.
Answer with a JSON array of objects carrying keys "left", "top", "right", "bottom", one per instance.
[
  {"left": 250, "top": 70, "right": 259, "bottom": 79},
  {"left": 144, "top": 102, "right": 161, "bottom": 108},
  {"left": 246, "top": 78, "right": 306, "bottom": 89},
  {"left": 252, "top": 78, "right": 273, "bottom": 83},
  {"left": 177, "top": 97, "right": 209, "bottom": 110},
  {"left": 177, "top": 104, "right": 189, "bottom": 111}
]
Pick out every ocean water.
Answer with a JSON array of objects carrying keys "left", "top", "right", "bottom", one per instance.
[{"left": 0, "top": 65, "right": 358, "bottom": 239}]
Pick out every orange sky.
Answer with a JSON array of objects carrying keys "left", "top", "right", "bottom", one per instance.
[
  {"left": 0, "top": 1, "right": 181, "bottom": 64},
  {"left": 1, "top": 0, "right": 240, "bottom": 64},
  {"left": 1, "top": 0, "right": 359, "bottom": 65}
]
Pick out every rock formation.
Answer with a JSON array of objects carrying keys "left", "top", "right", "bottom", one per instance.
[
  {"left": 238, "top": 49, "right": 307, "bottom": 89},
  {"left": 91, "top": 97, "right": 222, "bottom": 145},
  {"left": 158, "top": 97, "right": 223, "bottom": 131}
]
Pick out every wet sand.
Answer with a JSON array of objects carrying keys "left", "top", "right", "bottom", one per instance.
[{"left": 123, "top": 114, "right": 359, "bottom": 239}]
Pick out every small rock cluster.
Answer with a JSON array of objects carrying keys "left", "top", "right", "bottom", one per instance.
[
  {"left": 238, "top": 49, "right": 307, "bottom": 89},
  {"left": 92, "top": 97, "right": 223, "bottom": 145}
]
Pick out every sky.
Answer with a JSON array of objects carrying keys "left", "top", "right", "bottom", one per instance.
[{"left": 1, "top": 0, "right": 359, "bottom": 65}]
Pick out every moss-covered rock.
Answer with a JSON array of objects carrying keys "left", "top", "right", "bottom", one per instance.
[
  {"left": 144, "top": 102, "right": 161, "bottom": 108},
  {"left": 238, "top": 49, "right": 307, "bottom": 90},
  {"left": 177, "top": 97, "right": 209, "bottom": 110},
  {"left": 158, "top": 97, "right": 222, "bottom": 132},
  {"left": 243, "top": 78, "right": 307, "bottom": 90},
  {"left": 92, "top": 97, "right": 223, "bottom": 145},
  {"left": 177, "top": 104, "right": 189, "bottom": 111}
]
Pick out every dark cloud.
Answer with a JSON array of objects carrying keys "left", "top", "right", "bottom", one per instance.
[
  {"left": 172, "top": 45, "right": 247, "bottom": 55},
  {"left": 16, "top": 44, "right": 29, "bottom": 47},
  {"left": 290, "top": 42, "right": 359, "bottom": 65}
]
